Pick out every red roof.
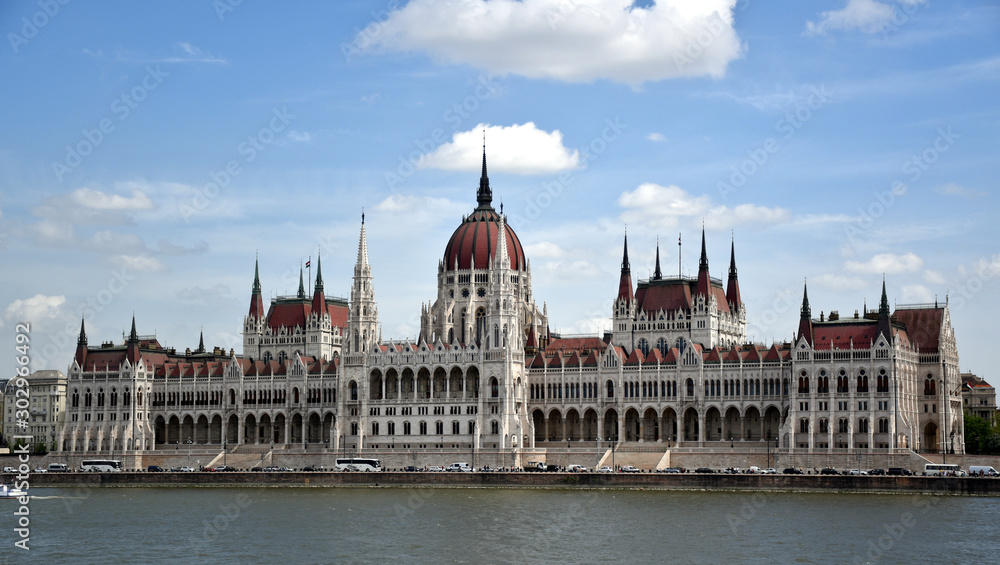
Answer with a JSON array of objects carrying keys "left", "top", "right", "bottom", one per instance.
[
  {"left": 891, "top": 307, "right": 943, "bottom": 353},
  {"left": 634, "top": 278, "right": 730, "bottom": 317},
  {"left": 545, "top": 337, "right": 606, "bottom": 355},
  {"left": 812, "top": 322, "right": 879, "bottom": 351},
  {"left": 266, "top": 299, "right": 348, "bottom": 331},
  {"left": 443, "top": 207, "right": 526, "bottom": 271}
]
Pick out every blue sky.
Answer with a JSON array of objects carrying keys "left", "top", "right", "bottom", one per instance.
[{"left": 1, "top": 0, "right": 997, "bottom": 378}]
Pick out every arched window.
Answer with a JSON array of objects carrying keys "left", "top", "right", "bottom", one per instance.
[
  {"left": 475, "top": 308, "right": 486, "bottom": 344},
  {"left": 637, "top": 339, "right": 650, "bottom": 356},
  {"left": 349, "top": 381, "right": 358, "bottom": 401},
  {"left": 799, "top": 419, "right": 809, "bottom": 433},
  {"left": 490, "top": 377, "right": 499, "bottom": 398},
  {"left": 371, "top": 422, "right": 379, "bottom": 436},
  {"left": 606, "top": 380, "right": 615, "bottom": 398},
  {"left": 686, "top": 378, "right": 694, "bottom": 397}
]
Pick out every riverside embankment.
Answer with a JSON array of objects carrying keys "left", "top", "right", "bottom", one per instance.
[{"left": 12, "top": 471, "right": 1000, "bottom": 495}]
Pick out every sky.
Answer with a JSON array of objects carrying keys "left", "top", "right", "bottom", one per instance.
[{"left": 0, "top": 0, "right": 997, "bottom": 379}]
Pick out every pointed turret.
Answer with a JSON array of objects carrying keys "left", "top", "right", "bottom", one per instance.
[
  {"left": 249, "top": 257, "right": 264, "bottom": 320},
  {"left": 726, "top": 238, "right": 742, "bottom": 309},
  {"left": 297, "top": 267, "right": 305, "bottom": 298},
  {"left": 311, "top": 253, "right": 326, "bottom": 317},
  {"left": 197, "top": 330, "right": 205, "bottom": 353},
  {"left": 476, "top": 141, "right": 492, "bottom": 209},
  {"left": 75, "top": 318, "right": 88, "bottom": 367},
  {"left": 696, "top": 228, "right": 711, "bottom": 298},
  {"left": 797, "top": 282, "right": 813, "bottom": 346},
  {"left": 877, "top": 278, "right": 892, "bottom": 341},
  {"left": 617, "top": 231, "right": 633, "bottom": 302},
  {"left": 349, "top": 215, "right": 378, "bottom": 354},
  {"left": 494, "top": 212, "right": 509, "bottom": 268},
  {"left": 653, "top": 239, "right": 662, "bottom": 280},
  {"left": 126, "top": 315, "right": 140, "bottom": 364}
]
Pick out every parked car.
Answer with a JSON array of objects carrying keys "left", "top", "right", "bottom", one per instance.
[
  {"left": 213, "top": 465, "right": 237, "bottom": 472},
  {"left": 566, "top": 464, "right": 588, "bottom": 473},
  {"left": 886, "top": 467, "right": 913, "bottom": 476},
  {"left": 848, "top": 469, "right": 867, "bottom": 475},
  {"left": 762, "top": 468, "right": 777, "bottom": 474},
  {"left": 403, "top": 466, "right": 418, "bottom": 472},
  {"left": 820, "top": 468, "right": 839, "bottom": 475},
  {"left": 147, "top": 465, "right": 164, "bottom": 472},
  {"left": 620, "top": 465, "right": 640, "bottom": 473},
  {"left": 178, "top": 466, "right": 195, "bottom": 472},
  {"left": 426, "top": 466, "right": 444, "bottom": 472},
  {"left": 868, "top": 468, "right": 886, "bottom": 476},
  {"left": 694, "top": 467, "right": 714, "bottom": 474},
  {"left": 2, "top": 467, "right": 17, "bottom": 473},
  {"left": 302, "top": 465, "right": 324, "bottom": 472},
  {"left": 783, "top": 467, "right": 803, "bottom": 475},
  {"left": 597, "top": 466, "right": 613, "bottom": 473},
  {"left": 250, "top": 466, "right": 263, "bottom": 472}
]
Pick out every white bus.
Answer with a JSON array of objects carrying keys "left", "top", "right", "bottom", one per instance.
[
  {"left": 335, "top": 458, "right": 382, "bottom": 472},
  {"left": 924, "top": 463, "right": 961, "bottom": 476},
  {"left": 80, "top": 460, "right": 123, "bottom": 472}
]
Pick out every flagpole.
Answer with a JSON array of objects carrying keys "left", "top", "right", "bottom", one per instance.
[{"left": 678, "top": 233, "right": 682, "bottom": 278}]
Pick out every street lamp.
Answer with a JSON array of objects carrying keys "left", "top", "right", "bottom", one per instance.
[{"left": 608, "top": 435, "right": 616, "bottom": 471}]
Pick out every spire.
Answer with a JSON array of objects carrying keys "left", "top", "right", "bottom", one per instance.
[
  {"left": 801, "top": 282, "right": 811, "bottom": 318},
  {"left": 197, "top": 330, "right": 205, "bottom": 353},
  {"left": 249, "top": 257, "right": 265, "bottom": 319},
  {"left": 696, "top": 227, "right": 711, "bottom": 298},
  {"left": 357, "top": 216, "right": 370, "bottom": 268},
  {"left": 494, "top": 212, "right": 509, "bottom": 268},
  {"left": 78, "top": 317, "right": 87, "bottom": 346},
  {"left": 653, "top": 238, "right": 662, "bottom": 280},
  {"left": 877, "top": 277, "right": 893, "bottom": 342},
  {"left": 297, "top": 267, "right": 305, "bottom": 298},
  {"left": 797, "top": 281, "right": 813, "bottom": 346},
  {"left": 253, "top": 255, "right": 261, "bottom": 294},
  {"left": 617, "top": 230, "right": 634, "bottom": 302},
  {"left": 878, "top": 277, "right": 890, "bottom": 318},
  {"left": 75, "top": 317, "right": 88, "bottom": 367},
  {"left": 127, "top": 314, "right": 140, "bottom": 364},
  {"left": 311, "top": 252, "right": 326, "bottom": 318},
  {"left": 477, "top": 133, "right": 492, "bottom": 208},
  {"left": 726, "top": 237, "right": 742, "bottom": 309}
]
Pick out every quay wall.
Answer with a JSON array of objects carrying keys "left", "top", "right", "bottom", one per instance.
[{"left": 10, "top": 471, "right": 1000, "bottom": 496}]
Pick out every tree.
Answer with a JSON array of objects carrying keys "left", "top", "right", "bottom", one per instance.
[{"left": 965, "top": 413, "right": 991, "bottom": 454}]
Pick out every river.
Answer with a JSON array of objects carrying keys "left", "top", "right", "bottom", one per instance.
[{"left": 4, "top": 487, "right": 998, "bottom": 563}]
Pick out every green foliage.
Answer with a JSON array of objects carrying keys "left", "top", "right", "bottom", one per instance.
[{"left": 964, "top": 413, "right": 1000, "bottom": 455}]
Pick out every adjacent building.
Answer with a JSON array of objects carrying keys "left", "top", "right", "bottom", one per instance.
[
  {"left": 2, "top": 370, "right": 67, "bottom": 451},
  {"left": 962, "top": 373, "right": 996, "bottom": 426}
]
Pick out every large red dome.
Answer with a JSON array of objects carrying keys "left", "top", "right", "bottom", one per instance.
[{"left": 443, "top": 207, "right": 526, "bottom": 272}]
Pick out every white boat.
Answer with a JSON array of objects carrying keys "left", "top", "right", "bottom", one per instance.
[{"left": 0, "top": 483, "right": 27, "bottom": 499}]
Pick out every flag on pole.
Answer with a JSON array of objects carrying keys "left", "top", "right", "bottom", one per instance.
[{"left": 305, "top": 259, "right": 311, "bottom": 268}]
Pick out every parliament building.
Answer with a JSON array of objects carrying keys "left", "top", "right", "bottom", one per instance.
[{"left": 57, "top": 152, "right": 965, "bottom": 466}]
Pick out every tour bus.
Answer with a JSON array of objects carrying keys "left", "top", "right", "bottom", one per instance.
[
  {"left": 924, "top": 463, "right": 961, "bottom": 476},
  {"left": 334, "top": 458, "right": 382, "bottom": 472},
  {"left": 80, "top": 459, "right": 123, "bottom": 472}
]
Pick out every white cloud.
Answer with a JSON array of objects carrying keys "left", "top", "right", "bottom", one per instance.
[
  {"left": 805, "top": 0, "right": 924, "bottom": 36},
  {"left": 844, "top": 252, "right": 924, "bottom": 274},
  {"left": 4, "top": 294, "right": 66, "bottom": 324},
  {"left": 646, "top": 133, "right": 666, "bottom": 142},
  {"left": 537, "top": 260, "right": 603, "bottom": 283},
  {"left": 936, "top": 182, "right": 985, "bottom": 198},
  {"left": 524, "top": 241, "right": 566, "bottom": 259},
  {"left": 362, "top": 0, "right": 744, "bottom": 85},
  {"left": 923, "top": 270, "right": 947, "bottom": 285},
  {"left": 812, "top": 273, "right": 868, "bottom": 290},
  {"left": 110, "top": 254, "right": 165, "bottom": 272},
  {"left": 33, "top": 187, "right": 153, "bottom": 227},
  {"left": 286, "top": 130, "right": 312, "bottom": 143},
  {"left": 418, "top": 123, "right": 580, "bottom": 175},
  {"left": 617, "top": 183, "right": 790, "bottom": 230},
  {"left": 87, "top": 230, "right": 147, "bottom": 254},
  {"left": 900, "top": 284, "right": 934, "bottom": 303}
]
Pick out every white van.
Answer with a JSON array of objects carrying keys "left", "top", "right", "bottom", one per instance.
[
  {"left": 47, "top": 463, "right": 69, "bottom": 472},
  {"left": 969, "top": 466, "right": 999, "bottom": 477},
  {"left": 446, "top": 462, "right": 473, "bottom": 472}
]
